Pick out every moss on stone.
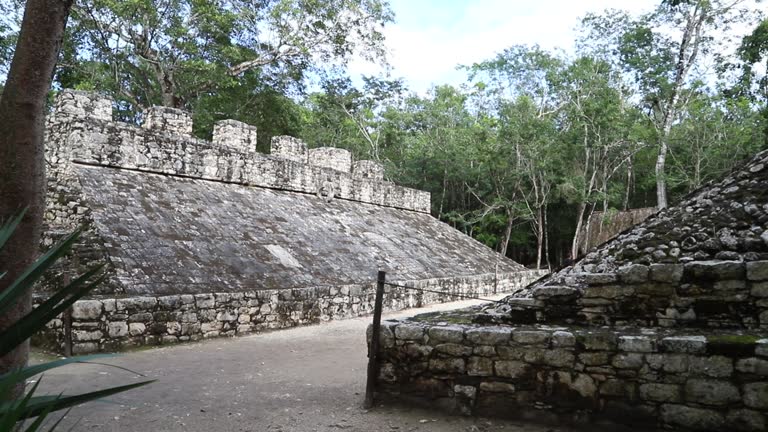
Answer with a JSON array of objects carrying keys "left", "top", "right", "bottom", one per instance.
[{"left": 706, "top": 334, "right": 759, "bottom": 357}]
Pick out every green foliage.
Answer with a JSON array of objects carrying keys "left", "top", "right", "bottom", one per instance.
[{"left": 0, "top": 212, "right": 154, "bottom": 431}]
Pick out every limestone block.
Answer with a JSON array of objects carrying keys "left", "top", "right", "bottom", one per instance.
[
  {"left": 71, "top": 300, "right": 103, "bottom": 320},
  {"left": 743, "top": 382, "right": 768, "bottom": 409},
  {"left": 427, "top": 325, "right": 465, "bottom": 343},
  {"left": 689, "top": 356, "right": 733, "bottom": 378},
  {"left": 511, "top": 330, "right": 549, "bottom": 345},
  {"left": 308, "top": 147, "right": 352, "bottom": 173},
  {"left": 646, "top": 354, "right": 689, "bottom": 373},
  {"left": 552, "top": 331, "right": 576, "bottom": 347},
  {"left": 579, "top": 272, "right": 618, "bottom": 285},
  {"left": 639, "top": 383, "right": 682, "bottom": 403},
  {"left": 394, "top": 324, "right": 425, "bottom": 341},
  {"left": 684, "top": 260, "right": 745, "bottom": 281},
  {"left": 73, "top": 342, "right": 99, "bottom": 354},
  {"left": 650, "top": 263, "right": 684, "bottom": 283},
  {"left": 746, "top": 262, "right": 768, "bottom": 281},
  {"left": 612, "top": 353, "right": 645, "bottom": 369},
  {"left": 618, "top": 336, "right": 654, "bottom": 353},
  {"left": 434, "top": 343, "right": 473, "bottom": 357},
  {"left": 494, "top": 360, "right": 528, "bottom": 378},
  {"left": 473, "top": 345, "right": 496, "bottom": 357},
  {"left": 479, "top": 381, "right": 515, "bottom": 393},
  {"left": 128, "top": 322, "right": 146, "bottom": 336},
  {"left": 352, "top": 160, "right": 385, "bottom": 181},
  {"left": 195, "top": 294, "right": 215, "bottom": 309},
  {"left": 617, "top": 264, "right": 649, "bottom": 284},
  {"left": 752, "top": 282, "right": 768, "bottom": 297},
  {"left": 213, "top": 119, "right": 258, "bottom": 154},
  {"left": 579, "top": 332, "right": 618, "bottom": 351},
  {"left": 757, "top": 339, "right": 768, "bottom": 358},
  {"left": 466, "top": 327, "right": 512, "bottom": 345},
  {"left": 73, "top": 330, "right": 103, "bottom": 342},
  {"left": 53, "top": 89, "right": 112, "bottom": 121},
  {"left": 428, "top": 358, "right": 465, "bottom": 374},
  {"left": 158, "top": 295, "right": 183, "bottom": 309},
  {"left": 661, "top": 336, "right": 707, "bottom": 354},
  {"left": 736, "top": 358, "right": 768, "bottom": 376},
  {"left": 660, "top": 404, "right": 724, "bottom": 430},
  {"left": 107, "top": 321, "right": 129, "bottom": 338},
  {"left": 583, "top": 285, "right": 634, "bottom": 299},
  {"left": 725, "top": 409, "right": 766, "bottom": 432},
  {"left": 684, "top": 379, "right": 740, "bottom": 406},
  {"left": 467, "top": 357, "right": 494, "bottom": 376},
  {"left": 542, "top": 350, "right": 575, "bottom": 368},
  {"left": 143, "top": 106, "right": 193, "bottom": 137},
  {"left": 270, "top": 136, "right": 307, "bottom": 163}
]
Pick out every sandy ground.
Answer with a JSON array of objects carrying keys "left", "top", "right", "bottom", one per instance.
[{"left": 30, "top": 297, "right": 638, "bottom": 432}]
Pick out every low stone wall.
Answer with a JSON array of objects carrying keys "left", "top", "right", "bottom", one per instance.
[
  {"left": 372, "top": 319, "right": 768, "bottom": 431},
  {"left": 35, "top": 271, "right": 545, "bottom": 354}
]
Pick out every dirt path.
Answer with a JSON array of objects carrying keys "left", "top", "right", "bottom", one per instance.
[{"left": 32, "top": 298, "right": 623, "bottom": 432}]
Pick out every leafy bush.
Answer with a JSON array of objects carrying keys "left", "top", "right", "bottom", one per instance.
[{"left": 0, "top": 212, "right": 153, "bottom": 431}]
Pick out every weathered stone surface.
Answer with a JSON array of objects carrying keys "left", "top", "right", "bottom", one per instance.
[
  {"left": 429, "top": 358, "right": 465, "bottom": 374},
  {"left": 617, "top": 264, "right": 649, "bottom": 284},
  {"left": 689, "top": 356, "right": 733, "bottom": 378},
  {"left": 107, "top": 321, "right": 128, "bottom": 338},
  {"left": 395, "top": 324, "right": 425, "bottom": 341},
  {"left": 661, "top": 336, "right": 707, "bottom": 354},
  {"left": 511, "top": 330, "right": 549, "bottom": 345},
  {"left": 71, "top": 300, "right": 102, "bottom": 320},
  {"left": 726, "top": 409, "right": 766, "bottom": 432},
  {"left": 466, "top": 327, "right": 511, "bottom": 345},
  {"left": 736, "top": 358, "right": 768, "bottom": 376},
  {"left": 552, "top": 331, "right": 575, "bottom": 347},
  {"left": 684, "top": 261, "right": 745, "bottom": 281},
  {"left": 747, "top": 261, "right": 768, "bottom": 281},
  {"left": 434, "top": 343, "right": 473, "bottom": 357},
  {"left": 579, "top": 332, "right": 617, "bottom": 351},
  {"left": 479, "top": 381, "right": 515, "bottom": 393},
  {"left": 650, "top": 264, "right": 684, "bottom": 283},
  {"left": 618, "top": 336, "right": 654, "bottom": 352},
  {"left": 494, "top": 361, "right": 528, "bottom": 378},
  {"left": 467, "top": 357, "right": 494, "bottom": 376},
  {"left": 639, "top": 383, "right": 682, "bottom": 403},
  {"left": 685, "top": 379, "right": 741, "bottom": 406},
  {"left": 428, "top": 326, "right": 465, "bottom": 343},
  {"left": 660, "top": 404, "right": 725, "bottom": 430},
  {"left": 743, "top": 383, "right": 768, "bottom": 409}
]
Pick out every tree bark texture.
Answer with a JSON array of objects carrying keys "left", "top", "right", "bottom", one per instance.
[{"left": 0, "top": 0, "right": 74, "bottom": 378}]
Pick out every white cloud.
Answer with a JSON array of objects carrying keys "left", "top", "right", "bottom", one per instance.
[{"left": 348, "top": 0, "right": 659, "bottom": 93}]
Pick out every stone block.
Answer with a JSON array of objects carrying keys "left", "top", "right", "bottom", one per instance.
[
  {"left": 689, "top": 356, "right": 733, "bottom": 378},
  {"left": 532, "top": 285, "right": 578, "bottom": 299},
  {"left": 650, "top": 263, "right": 684, "bottom": 283},
  {"left": 511, "top": 330, "right": 549, "bottom": 345},
  {"left": 427, "top": 326, "right": 465, "bottom": 343},
  {"left": 395, "top": 324, "right": 424, "bottom": 341},
  {"left": 646, "top": 354, "right": 689, "bottom": 373},
  {"left": 128, "top": 322, "right": 146, "bottom": 336},
  {"left": 747, "top": 261, "right": 768, "bottom": 281},
  {"left": 736, "top": 358, "right": 768, "bottom": 376},
  {"left": 743, "top": 382, "right": 768, "bottom": 409},
  {"left": 552, "top": 331, "right": 575, "bottom": 347},
  {"left": 579, "top": 273, "right": 618, "bottom": 284},
  {"left": 429, "top": 358, "right": 465, "bottom": 374},
  {"left": 757, "top": 339, "right": 768, "bottom": 358},
  {"left": 143, "top": 106, "right": 193, "bottom": 136},
  {"left": 466, "top": 327, "right": 511, "bottom": 345},
  {"left": 617, "top": 264, "right": 649, "bottom": 284},
  {"left": 726, "top": 409, "right": 766, "bottom": 432},
  {"left": 494, "top": 361, "right": 528, "bottom": 378},
  {"left": 618, "top": 336, "right": 654, "bottom": 353},
  {"left": 684, "top": 379, "right": 741, "bottom": 406},
  {"left": 434, "top": 343, "right": 473, "bottom": 357},
  {"left": 542, "top": 350, "right": 575, "bottom": 368},
  {"left": 73, "top": 330, "right": 102, "bottom": 342},
  {"left": 467, "top": 357, "right": 494, "bottom": 376},
  {"left": 107, "top": 321, "right": 129, "bottom": 338},
  {"left": 661, "top": 336, "right": 706, "bottom": 354},
  {"left": 579, "top": 332, "right": 617, "bottom": 351},
  {"left": 479, "top": 381, "right": 515, "bottom": 393},
  {"left": 53, "top": 89, "right": 112, "bottom": 121},
  {"left": 71, "top": 300, "right": 103, "bottom": 320},
  {"left": 612, "top": 353, "right": 645, "bottom": 369},
  {"left": 352, "top": 160, "right": 385, "bottom": 181},
  {"left": 158, "top": 295, "right": 183, "bottom": 309},
  {"left": 195, "top": 294, "right": 215, "bottom": 309},
  {"left": 213, "top": 119, "right": 258, "bottom": 154},
  {"left": 752, "top": 282, "right": 768, "bottom": 297},
  {"left": 473, "top": 345, "right": 496, "bottom": 357},
  {"left": 583, "top": 285, "right": 635, "bottom": 299},
  {"left": 308, "top": 147, "right": 352, "bottom": 172},
  {"left": 660, "top": 404, "right": 724, "bottom": 430},
  {"left": 639, "top": 383, "right": 681, "bottom": 403},
  {"left": 73, "top": 342, "right": 99, "bottom": 354},
  {"left": 270, "top": 136, "right": 307, "bottom": 163},
  {"left": 684, "top": 260, "right": 745, "bottom": 281}
]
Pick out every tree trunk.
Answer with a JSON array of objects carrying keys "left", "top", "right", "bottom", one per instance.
[
  {"left": 500, "top": 209, "right": 514, "bottom": 258},
  {"left": 0, "top": 0, "right": 73, "bottom": 381},
  {"left": 570, "top": 202, "right": 586, "bottom": 261},
  {"left": 535, "top": 206, "right": 544, "bottom": 270}
]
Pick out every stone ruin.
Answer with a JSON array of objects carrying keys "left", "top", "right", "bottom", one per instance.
[
  {"left": 370, "top": 149, "right": 768, "bottom": 431},
  {"left": 36, "top": 89, "right": 545, "bottom": 354}
]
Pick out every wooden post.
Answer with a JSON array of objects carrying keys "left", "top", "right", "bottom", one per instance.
[
  {"left": 364, "top": 270, "right": 386, "bottom": 409},
  {"left": 62, "top": 271, "right": 73, "bottom": 357}
]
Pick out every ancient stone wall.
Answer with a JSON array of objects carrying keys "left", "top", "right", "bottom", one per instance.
[
  {"left": 36, "top": 271, "right": 544, "bottom": 354},
  {"left": 44, "top": 90, "right": 430, "bottom": 215},
  {"left": 579, "top": 207, "right": 657, "bottom": 255},
  {"left": 371, "top": 319, "right": 768, "bottom": 431}
]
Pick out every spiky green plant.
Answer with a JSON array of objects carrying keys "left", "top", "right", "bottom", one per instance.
[{"left": 0, "top": 211, "right": 154, "bottom": 431}]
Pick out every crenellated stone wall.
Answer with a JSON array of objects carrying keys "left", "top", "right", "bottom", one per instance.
[{"left": 45, "top": 90, "right": 430, "bottom": 214}]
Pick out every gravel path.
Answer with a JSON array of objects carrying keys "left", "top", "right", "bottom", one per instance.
[{"left": 31, "top": 298, "right": 628, "bottom": 432}]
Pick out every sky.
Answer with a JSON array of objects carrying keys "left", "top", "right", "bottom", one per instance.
[{"left": 348, "top": 0, "right": 660, "bottom": 93}]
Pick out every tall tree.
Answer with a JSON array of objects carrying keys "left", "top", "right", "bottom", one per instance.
[{"left": 0, "top": 0, "right": 73, "bottom": 379}]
